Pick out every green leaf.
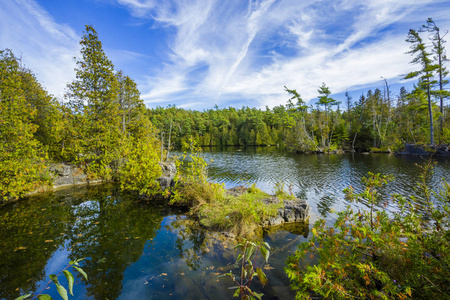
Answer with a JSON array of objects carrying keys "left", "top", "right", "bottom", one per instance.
[
  {"left": 259, "top": 245, "right": 270, "bottom": 263},
  {"left": 253, "top": 292, "right": 264, "bottom": 300},
  {"left": 49, "top": 274, "right": 59, "bottom": 285},
  {"left": 262, "top": 242, "right": 270, "bottom": 250},
  {"left": 37, "top": 294, "right": 52, "bottom": 300},
  {"left": 233, "top": 287, "right": 241, "bottom": 298},
  {"left": 256, "top": 267, "right": 268, "bottom": 286},
  {"left": 63, "top": 270, "right": 74, "bottom": 296},
  {"left": 234, "top": 243, "right": 243, "bottom": 250},
  {"left": 15, "top": 294, "right": 32, "bottom": 300},
  {"left": 245, "top": 244, "right": 255, "bottom": 262},
  {"left": 236, "top": 253, "right": 243, "bottom": 263},
  {"left": 55, "top": 283, "right": 68, "bottom": 300},
  {"left": 217, "top": 272, "right": 234, "bottom": 280},
  {"left": 73, "top": 266, "right": 88, "bottom": 281}
]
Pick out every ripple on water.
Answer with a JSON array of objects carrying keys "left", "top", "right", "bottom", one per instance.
[{"left": 201, "top": 148, "right": 450, "bottom": 218}]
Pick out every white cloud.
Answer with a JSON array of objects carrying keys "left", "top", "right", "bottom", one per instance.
[
  {"left": 2, "top": 0, "right": 449, "bottom": 110},
  {"left": 0, "top": 0, "right": 79, "bottom": 99},
  {"left": 116, "top": 0, "right": 448, "bottom": 109}
]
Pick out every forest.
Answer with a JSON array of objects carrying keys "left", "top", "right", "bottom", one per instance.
[{"left": 0, "top": 18, "right": 449, "bottom": 201}]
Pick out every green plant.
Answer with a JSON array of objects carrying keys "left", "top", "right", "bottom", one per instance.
[
  {"left": 16, "top": 258, "right": 87, "bottom": 300},
  {"left": 219, "top": 239, "right": 270, "bottom": 300},
  {"left": 273, "top": 182, "right": 296, "bottom": 200},
  {"left": 171, "top": 137, "right": 224, "bottom": 206},
  {"left": 285, "top": 165, "right": 449, "bottom": 299},
  {"left": 198, "top": 188, "right": 281, "bottom": 236}
]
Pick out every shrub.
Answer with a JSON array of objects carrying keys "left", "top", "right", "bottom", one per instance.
[{"left": 285, "top": 162, "right": 449, "bottom": 299}]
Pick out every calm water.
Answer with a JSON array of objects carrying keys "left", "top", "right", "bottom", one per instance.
[{"left": 1, "top": 148, "right": 450, "bottom": 300}]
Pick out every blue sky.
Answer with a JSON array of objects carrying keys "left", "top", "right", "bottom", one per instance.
[{"left": 1, "top": 0, "right": 450, "bottom": 110}]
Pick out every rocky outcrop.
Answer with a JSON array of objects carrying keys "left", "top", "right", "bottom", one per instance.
[
  {"left": 261, "top": 197, "right": 310, "bottom": 226},
  {"left": 49, "top": 163, "right": 98, "bottom": 189},
  {"left": 157, "top": 161, "right": 177, "bottom": 190},
  {"left": 396, "top": 143, "right": 450, "bottom": 156}
]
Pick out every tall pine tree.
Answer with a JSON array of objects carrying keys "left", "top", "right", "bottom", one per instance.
[{"left": 66, "top": 25, "right": 122, "bottom": 179}]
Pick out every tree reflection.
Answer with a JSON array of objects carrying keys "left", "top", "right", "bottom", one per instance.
[
  {"left": 0, "top": 192, "right": 74, "bottom": 299},
  {"left": 65, "top": 184, "right": 164, "bottom": 300},
  {"left": 168, "top": 217, "right": 208, "bottom": 271}
]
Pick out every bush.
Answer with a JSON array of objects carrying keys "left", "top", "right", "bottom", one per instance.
[{"left": 285, "top": 162, "right": 449, "bottom": 299}]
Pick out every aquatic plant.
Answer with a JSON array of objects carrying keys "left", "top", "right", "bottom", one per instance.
[{"left": 219, "top": 239, "right": 270, "bottom": 300}]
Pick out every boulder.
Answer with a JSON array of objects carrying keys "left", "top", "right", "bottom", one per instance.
[
  {"left": 157, "top": 161, "right": 177, "bottom": 190},
  {"left": 261, "top": 198, "right": 310, "bottom": 226},
  {"left": 49, "top": 163, "right": 89, "bottom": 188}
]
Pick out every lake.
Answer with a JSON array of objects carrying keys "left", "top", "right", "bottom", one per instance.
[{"left": 1, "top": 147, "right": 450, "bottom": 300}]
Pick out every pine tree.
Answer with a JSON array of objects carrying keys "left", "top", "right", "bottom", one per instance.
[
  {"left": 405, "top": 29, "right": 438, "bottom": 145},
  {"left": 422, "top": 18, "right": 449, "bottom": 143},
  {"left": 66, "top": 25, "right": 122, "bottom": 179}
]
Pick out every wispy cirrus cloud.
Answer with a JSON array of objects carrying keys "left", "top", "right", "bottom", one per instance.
[
  {"left": 2, "top": 0, "right": 450, "bottom": 109},
  {"left": 0, "top": 0, "right": 79, "bottom": 99},
  {"left": 117, "top": 0, "right": 450, "bottom": 109}
]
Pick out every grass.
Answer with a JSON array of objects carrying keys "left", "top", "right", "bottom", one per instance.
[{"left": 197, "top": 185, "right": 283, "bottom": 236}]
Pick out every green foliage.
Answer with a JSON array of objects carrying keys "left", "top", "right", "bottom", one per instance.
[
  {"left": 285, "top": 165, "right": 449, "bottom": 299},
  {"left": 119, "top": 125, "right": 162, "bottom": 196},
  {"left": 273, "top": 182, "right": 296, "bottom": 200},
  {"left": 219, "top": 239, "right": 270, "bottom": 300},
  {"left": 172, "top": 140, "right": 282, "bottom": 236},
  {"left": 15, "top": 259, "right": 87, "bottom": 300},
  {"left": 171, "top": 137, "right": 224, "bottom": 206},
  {"left": 405, "top": 28, "right": 438, "bottom": 145},
  {"left": 65, "top": 25, "right": 123, "bottom": 179},
  {"left": 198, "top": 186, "right": 282, "bottom": 236},
  {"left": 0, "top": 49, "right": 49, "bottom": 201}
]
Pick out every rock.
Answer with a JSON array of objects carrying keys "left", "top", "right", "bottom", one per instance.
[
  {"left": 157, "top": 161, "right": 177, "bottom": 190},
  {"left": 157, "top": 176, "right": 175, "bottom": 190},
  {"left": 262, "top": 198, "right": 310, "bottom": 226},
  {"left": 225, "top": 185, "right": 248, "bottom": 197},
  {"left": 49, "top": 163, "right": 89, "bottom": 188},
  {"left": 396, "top": 143, "right": 450, "bottom": 156}
]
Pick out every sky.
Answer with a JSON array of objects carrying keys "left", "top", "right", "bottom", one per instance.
[{"left": 1, "top": 0, "right": 450, "bottom": 110}]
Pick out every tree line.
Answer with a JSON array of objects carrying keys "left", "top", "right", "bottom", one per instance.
[{"left": 151, "top": 18, "right": 449, "bottom": 152}]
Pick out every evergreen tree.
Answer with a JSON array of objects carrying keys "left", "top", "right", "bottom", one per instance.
[
  {"left": 422, "top": 18, "right": 449, "bottom": 143},
  {"left": 66, "top": 25, "right": 122, "bottom": 178},
  {"left": 405, "top": 29, "right": 438, "bottom": 145}
]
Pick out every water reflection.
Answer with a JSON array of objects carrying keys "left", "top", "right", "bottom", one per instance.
[{"left": 1, "top": 184, "right": 304, "bottom": 300}]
